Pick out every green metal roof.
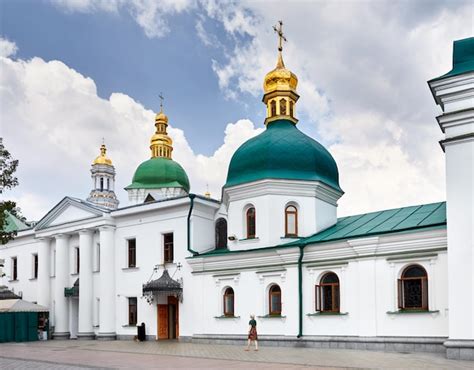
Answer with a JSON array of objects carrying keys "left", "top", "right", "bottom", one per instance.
[
  {"left": 224, "top": 119, "right": 342, "bottom": 192},
  {"left": 2, "top": 211, "right": 29, "bottom": 233},
  {"left": 125, "top": 157, "right": 190, "bottom": 192},
  {"left": 194, "top": 202, "right": 446, "bottom": 258},
  {"left": 285, "top": 201, "right": 446, "bottom": 247},
  {"left": 430, "top": 37, "right": 474, "bottom": 81}
]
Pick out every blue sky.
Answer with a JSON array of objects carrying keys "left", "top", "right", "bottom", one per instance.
[
  {"left": 0, "top": 0, "right": 472, "bottom": 220},
  {"left": 1, "top": 0, "right": 264, "bottom": 155}
]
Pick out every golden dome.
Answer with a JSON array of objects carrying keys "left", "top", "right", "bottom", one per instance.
[
  {"left": 263, "top": 52, "right": 298, "bottom": 94},
  {"left": 93, "top": 143, "right": 113, "bottom": 165},
  {"left": 155, "top": 110, "right": 168, "bottom": 124}
]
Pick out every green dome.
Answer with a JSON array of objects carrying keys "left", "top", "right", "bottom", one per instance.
[
  {"left": 225, "top": 119, "right": 342, "bottom": 192},
  {"left": 126, "top": 157, "right": 190, "bottom": 192}
]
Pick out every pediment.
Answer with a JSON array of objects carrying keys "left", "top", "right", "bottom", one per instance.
[{"left": 35, "top": 197, "right": 105, "bottom": 230}]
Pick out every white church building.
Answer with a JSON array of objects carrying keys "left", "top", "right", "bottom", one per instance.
[{"left": 1, "top": 34, "right": 473, "bottom": 361}]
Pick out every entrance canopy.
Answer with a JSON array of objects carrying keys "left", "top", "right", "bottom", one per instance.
[
  {"left": 0, "top": 299, "right": 48, "bottom": 313},
  {"left": 143, "top": 269, "right": 182, "bottom": 303}
]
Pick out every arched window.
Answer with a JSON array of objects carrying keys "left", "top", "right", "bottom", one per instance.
[
  {"left": 246, "top": 207, "right": 256, "bottom": 239},
  {"left": 269, "top": 284, "right": 282, "bottom": 315},
  {"left": 316, "top": 272, "right": 340, "bottom": 312},
  {"left": 280, "top": 98, "right": 287, "bottom": 115},
  {"left": 215, "top": 218, "right": 228, "bottom": 249},
  {"left": 100, "top": 177, "right": 104, "bottom": 191},
  {"left": 107, "top": 178, "right": 110, "bottom": 191},
  {"left": 270, "top": 100, "right": 277, "bottom": 116},
  {"left": 289, "top": 101, "right": 294, "bottom": 117},
  {"left": 285, "top": 205, "right": 298, "bottom": 237},
  {"left": 223, "top": 287, "right": 234, "bottom": 316},
  {"left": 398, "top": 265, "right": 428, "bottom": 310}
]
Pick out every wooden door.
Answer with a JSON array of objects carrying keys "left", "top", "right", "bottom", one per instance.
[
  {"left": 168, "top": 296, "right": 179, "bottom": 338},
  {"left": 157, "top": 304, "right": 168, "bottom": 340}
]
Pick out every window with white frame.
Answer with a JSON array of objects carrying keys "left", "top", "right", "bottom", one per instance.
[
  {"left": 11, "top": 256, "right": 18, "bottom": 281},
  {"left": 223, "top": 287, "right": 234, "bottom": 317},
  {"left": 32, "top": 254, "right": 38, "bottom": 279}
]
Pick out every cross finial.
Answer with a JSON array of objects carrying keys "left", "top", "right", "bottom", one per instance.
[
  {"left": 158, "top": 92, "right": 164, "bottom": 112},
  {"left": 273, "top": 20, "right": 286, "bottom": 52}
]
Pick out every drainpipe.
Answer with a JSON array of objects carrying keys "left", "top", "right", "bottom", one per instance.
[
  {"left": 187, "top": 194, "right": 198, "bottom": 256},
  {"left": 297, "top": 244, "right": 305, "bottom": 338}
]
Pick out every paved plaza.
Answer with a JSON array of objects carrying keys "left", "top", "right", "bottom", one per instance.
[{"left": 0, "top": 340, "right": 473, "bottom": 369}]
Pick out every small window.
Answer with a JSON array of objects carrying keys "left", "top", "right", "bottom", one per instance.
[
  {"left": 144, "top": 194, "right": 155, "bottom": 203},
  {"left": 215, "top": 218, "right": 228, "bottom": 249},
  {"left": 223, "top": 287, "right": 234, "bottom": 317},
  {"left": 128, "top": 239, "right": 136, "bottom": 268},
  {"left": 289, "top": 101, "right": 294, "bottom": 117},
  {"left": 11, "top": 257, "right": 18, "bottom": 281},
  {"left": 280, "top": 98, "right": 287, "bottom": 115},
  {"left": 100, "top": 177, "right": 104, "bottom": 191},
  {"left": 398, "top": 265, "right": 428, "bottom": 310},
  {"left": 163, "top": 233, "right": 174, "bottom": 263},
  {"left": 32, "top": 254, "right": 38, "bottom": 279},
  {"left": 75, "top": 247, "right": 80, "bottom": 274},
  {"left": 285, "top": 205, "right": 298, "bottom": 237},
  {"left": 316, "top": 272, "right": 340, "bottom": 312},
  {"left": 107, "top": 178, "right": 110, "bottom": 190},
  {"left": 270, "top": 100, "right": 277, "bottom": 116},
  {"left": 269, "top": 284, "right": 282, "bottom": 315},
  {"left": 128, "top": 297, "right": 137, "bottom": 326},
  {"left": 246, "top": 207, "right": 256, "bottom": 239}
]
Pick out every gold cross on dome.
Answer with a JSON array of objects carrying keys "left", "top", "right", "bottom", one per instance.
[
  {"left": 273, "top": 20, "right": 287, "bottom": 52},
  {"left": 159, "top": 92, "right": 164, "bottom": 111}
]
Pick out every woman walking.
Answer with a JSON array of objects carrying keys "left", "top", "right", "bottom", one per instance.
[{"left": 245, "top": 314, "right": 258, "bottom": 351}]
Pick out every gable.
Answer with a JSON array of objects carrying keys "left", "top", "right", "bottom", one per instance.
[{"left": 35, "top": 197, "right": 105, "bottom": 230}]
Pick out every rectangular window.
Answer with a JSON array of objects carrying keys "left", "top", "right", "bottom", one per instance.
[
  {"left": 163, "top": 233, "right": 174, "bottom": 263},
  {"left": 75, "top": 247, "right": 80, "bottom": 274},
  {"left": 128, "top": 239, "right": 136, "bottom": 268},
  {"left": 32, "top": 254, "right": 38, "bottom": 279},
  {"left": 11, "top": 257, "right": 18, "bottom": 281},
  {"left": 128, "top": 297, "right": 137, "bottom": 326}
]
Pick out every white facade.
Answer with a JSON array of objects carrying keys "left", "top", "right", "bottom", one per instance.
[{"left": 1, "top": 38, "right": 473, "bottom": 361}]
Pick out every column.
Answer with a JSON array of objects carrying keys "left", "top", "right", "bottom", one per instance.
[
  {"left": 53, "top": 234, "right": 70, "bottom": 338},
  {"left": 37, "top": 238, "right": 51, "bottom": 308},
  {"left": 98, "top": 225, "right": 116, "bottom": 340},
  {"left": 78, "top": 229, "right": 94, "bottom": 339}
]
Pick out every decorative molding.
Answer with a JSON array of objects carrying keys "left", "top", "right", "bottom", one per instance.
[{"left": 213, "top": 273, "right": 240, "bottom": 286}]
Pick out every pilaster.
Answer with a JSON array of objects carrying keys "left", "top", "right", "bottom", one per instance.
[{"left": 37, "top": 237, "right": 51, "bottom": 308}]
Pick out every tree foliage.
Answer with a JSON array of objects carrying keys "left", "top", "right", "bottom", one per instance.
[{"left": 0, "top": 138, "right": 23, "bottom": 244}]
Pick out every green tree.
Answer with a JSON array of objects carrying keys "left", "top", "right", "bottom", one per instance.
[{"left": 0, "top": 138, "right": 25, "bottom": 244}]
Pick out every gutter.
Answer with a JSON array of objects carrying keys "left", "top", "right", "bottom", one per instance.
[
  {"left": 187, "top": 194, "right": 198, "bottom": 256},
  {"left": 297, "top": 244, "right": 304, "bottom": 338}
]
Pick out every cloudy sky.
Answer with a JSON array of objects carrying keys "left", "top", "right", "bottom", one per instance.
[{"left": 0, "top": 0, "right": 472, "bottom": 221}]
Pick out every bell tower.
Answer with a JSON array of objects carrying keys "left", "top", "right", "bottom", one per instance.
[{"left": 87, "top": 142, "right": 119, "bottom": 210}]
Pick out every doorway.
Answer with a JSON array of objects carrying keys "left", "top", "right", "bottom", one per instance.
[{"left": 157, "top": 296, "right": 179, "bottom": 340}]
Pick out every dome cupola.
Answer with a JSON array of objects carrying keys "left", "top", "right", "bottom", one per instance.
[
  {"left": 263, "top": 21, "right": 299, "bottom": 125},
  {"left": 125, "top": 97, "right": 190, "bottom": 204}
]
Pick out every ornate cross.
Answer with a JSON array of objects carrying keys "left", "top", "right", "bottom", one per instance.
[
  {"left": 159, "top": 92, "right": 164, "bottom": 111},
  {"left": 273, "top": 20, "right": 287, "bottom": 52}
]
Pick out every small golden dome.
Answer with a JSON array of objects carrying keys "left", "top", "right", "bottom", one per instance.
[
  {"left": 93, "top": 143, "right": 113, "bottom": 165},
  {"left": 263, "top": 52, "right": 298, "bottom": 94},
  {"left": 155, "top": 111, "right": 168, "bottom": 124}
]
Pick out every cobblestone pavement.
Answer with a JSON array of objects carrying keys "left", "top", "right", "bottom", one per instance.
[{"left": 0, "top": 340, "right": 473, "bottom": 369}]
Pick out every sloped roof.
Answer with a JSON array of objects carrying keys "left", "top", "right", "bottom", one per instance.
[
  {"left": 0, "top": 285, "right": 21, "bottom": 300},
  {"left": 2, "top": 211, "right": 30, "bottom": 233},
  {"left": 195, "top": 202, "right": 446, "bottom": 258},
  {"left": 0, "top": 299, "right": 49, "bottom": 312},
  {"left": 285, "top": 201, "right": 446, "bottom": 247}
]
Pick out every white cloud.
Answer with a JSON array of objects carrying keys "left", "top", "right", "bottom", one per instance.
[
  {"left": 51, "top": 0, "right": 195, "bottom": 38},
  {"left": 0, "top": 54, "right": 261, "bottom": 220},
  {"left": 0, "top": 37, "right": 18, "bottom": 58}
]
